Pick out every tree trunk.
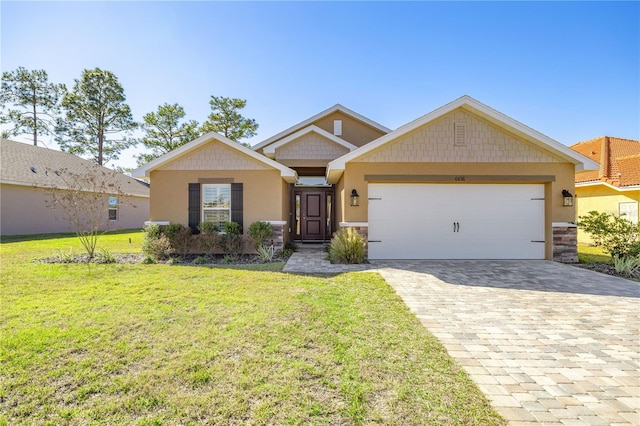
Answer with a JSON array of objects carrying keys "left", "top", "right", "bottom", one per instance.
[
  {"left": 98, "top": 127, "right": 104, "bottom": 165},
  {"left": 32, "top": 87, "right": 37, "bottom": 146}
]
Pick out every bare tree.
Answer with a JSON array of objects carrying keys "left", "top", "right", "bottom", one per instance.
[{"left": 44, "top": 164, "right": 135, "bottom": 258}]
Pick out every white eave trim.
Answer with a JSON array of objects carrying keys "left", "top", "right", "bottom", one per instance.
[
  {"left": 327, "top": 95, "right": 600, "bottom": 183},
  {"left": 576, "top": 181, "right": 640, "bottom": 192},
  {"left": 263, "top": 125, "right": 358, "bottom": 158},
  {"left": 131, "top": 131, "right": 298, "bottom": 183},
  {"left": 252, "top": 104, "right": 391, "bottom": 152}
]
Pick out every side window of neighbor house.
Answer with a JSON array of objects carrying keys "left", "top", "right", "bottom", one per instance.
[
  {"left": 619, "top": 202, "right": 638, "bottom": 224},
  {"left": 202, "top": 184, "right": 231, "bottom": 228},
  {"left": 108, "top": 197, "right": 119, "bottom": 221}
]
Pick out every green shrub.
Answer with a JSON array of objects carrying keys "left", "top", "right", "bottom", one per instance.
[
  {"left": 578, "top": 211, "right": 640, "bottom": 260},
  {"left": 143, "top": 223, "right": 162, "bottom": 240},
  {"left": 256, "top": 244, "right": 275, "bottom": 263},
  {"left": 279, "top": 248, "right": 295, "bottom": 259},
  {"left": 248, "top": 221, "right": 273, "bottom": 250},
  {"left": 99, "top": 248, "right": 117, "bottom": 264},
  {"left": 53, "top": 247, "right": 75, "bottom": 263},
  {"left": 219, "top": 222, "right": 243, "bottom": 260},
  {"left": 198, "top": 222, "right": 219, "bottom": 256},
  {"left": 142, "top": 234, "right": 174, "bottom": 261},
  {"left": 613, "top": 255, "right": 640, "bottom": 278},
  {"left": 192, "top": 255, "right": 209, "bottom": 265},
  {"left": 328, "top": 228, "right": 366, "bottom": 264},
  {"left": 164, "top": 223, "right": 193, "bottom": 255}
]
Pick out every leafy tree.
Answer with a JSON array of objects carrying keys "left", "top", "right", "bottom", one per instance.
[
  {"left": 137, "top": 103, "right": 199, "bottom": 166},
  {"left": 44, "top": 164, "right": 134, "bottom": 258},
  {"left": 56, "top": 68, "right": 137, "bottom": 165},
  {"left": 578, "top": 211, "right": 640, "bottom": 260},
  {"left": 200, "top": 96, "right": 258, "bottom": 145},
  {"left": 0, "top": 67, "right": 65, "bottom": 146}
]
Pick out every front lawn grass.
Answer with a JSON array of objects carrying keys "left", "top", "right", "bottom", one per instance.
[
  {"left": 1, "top": 232, "right": 504, "bottom": 425},
  {"left": 577, "top": 244, "right": 612, "bottom": 264}
]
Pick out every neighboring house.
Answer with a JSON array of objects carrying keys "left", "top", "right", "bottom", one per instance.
[
  {"left": 133, "top": 96, "right": 598, "bottom": 262},
  {"left": 1, "top": 139, "right": 150, "bottom": 236},
  {"left": 570, "top": 136, "right": 640, "bottom": 244}
]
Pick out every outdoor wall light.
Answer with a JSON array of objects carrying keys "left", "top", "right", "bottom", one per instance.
[
  {"left": 562, "top": 189, "right": 574, "bottom": 207},
  {"left": 350, "top": 189, "right": 360, "bottom": 206}
]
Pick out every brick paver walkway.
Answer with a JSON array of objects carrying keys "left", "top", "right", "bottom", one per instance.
[{"left": 283, "top": 253, "right": 640, "bottom": 425}]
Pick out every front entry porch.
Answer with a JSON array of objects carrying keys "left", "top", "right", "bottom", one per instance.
[{"left": 291, "top": 186, "right": 334, "bottom": 243}]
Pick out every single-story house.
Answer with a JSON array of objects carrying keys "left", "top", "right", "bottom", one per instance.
[
  {"left": 570, "top": 136, "right": 640, "bottom": 244},
  {"left": 1, "top": 139, "right": 150, "bottom": 236},
  {"left": 132, "top": 96, "right": 598, "bottom": 262}
]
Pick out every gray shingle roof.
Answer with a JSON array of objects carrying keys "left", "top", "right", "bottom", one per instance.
[{"left": 1, "top": 139, "right": 149, "bottom": 197}]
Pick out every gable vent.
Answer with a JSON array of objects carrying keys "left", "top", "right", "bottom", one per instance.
[
  {"left": 454, "top": 123, "right": 466, "bottom": 146},
  {"left": 334, "top": 120, "right": 342, "bottom": 136}
]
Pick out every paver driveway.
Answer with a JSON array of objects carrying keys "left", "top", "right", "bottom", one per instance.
[{"left": 375, "top": 260, "right": 640, "bottom": 425}]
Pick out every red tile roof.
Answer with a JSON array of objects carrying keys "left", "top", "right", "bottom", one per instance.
[{"left": 570, "top": 136, "right": 640, "bottom": 188}]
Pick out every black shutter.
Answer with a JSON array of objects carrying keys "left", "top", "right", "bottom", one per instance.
[
  {"left": 231, "top": 183, "right": 243, "bottom": 233},
  {"left": 188, "top": 183, "right": 200, "bottom": 233}
]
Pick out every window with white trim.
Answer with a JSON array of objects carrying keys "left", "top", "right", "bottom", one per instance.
[
  {"left": 619, "top": 202, "right": 638, "bottom": 224},
  {"left": 202, "top": 184, "right": 231, "bottom": 228},
  {"left": 108, "top": 197, "right": 119, "bottom": 221}
]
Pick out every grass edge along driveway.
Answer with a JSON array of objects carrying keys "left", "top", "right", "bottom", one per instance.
[{"left": 1, "top": 232, "right": 504, "bottom": 425}]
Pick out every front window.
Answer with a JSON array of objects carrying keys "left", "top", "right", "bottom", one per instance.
[
  {"left": 108, "top": 197, "right": 118, "bottom": 221},
  {"left": 202, "top": 184, "right": 231, "bottom": 228}
]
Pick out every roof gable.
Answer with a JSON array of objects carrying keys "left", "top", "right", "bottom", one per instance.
[
  {"left": 252, "top": 104, "right": 390, "bottom": 152},
  {"left": 0, "top": 139, "right": 149, "bottom": 197},
  {"left": 352, "top": 108, "right": 565, "bottom": 165},
  {"left": 132, "top": 132, "right": 297, "bottom": 183},
  {"left": 327, "top": 96, "right": 599, "bottom": 183},
  {"left": 263, "top": 125, "right": 357, "bottom": 158}
]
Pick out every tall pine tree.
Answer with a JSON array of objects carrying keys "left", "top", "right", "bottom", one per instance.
[
  {"left": 137, "top": 103, "right": 200, "bottom": 166},
  {"left": 0, "top": 67, "right": 65, "bottom": 146},
  {"left": 200, "top": 96, "right": 258, "bottom": 145},
  {"left": 56, "top": 68, "right": 137, "bottom": 165}
]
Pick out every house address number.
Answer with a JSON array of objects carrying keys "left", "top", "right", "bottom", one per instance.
[{"left": 454, "top": 176, "right": 466, "bottom": 181}]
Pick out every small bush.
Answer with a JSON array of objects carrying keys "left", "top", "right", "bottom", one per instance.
[
  {"left": 142, "top": 234, "right": 174, "bottom": 261},
  {"left": 164, "top": 223, "right": 193, "bottom": 255},
  {"left": 143, "top": 224, "right": 162, "bottom": 240},
  {"left": 578, "top": 211, "right": 640, "bottom": 260},
  {"left": 248, "top": 221, "right": 273, "bottom": 250},
  {"left": 256, "top": 244, "right": 275, "bottom": 263},
  {"left": 613, "top": 256, "right": 640, "bottom": 278},
  {"left": 142, "top": 256, "right": 156, "bottom": 264},
  {"left": 279, "top": 248, "right": 295, "bottom": 259},
  {"left": 192, "top": 255, "right": 209, "bottom": 265},
  {"left": 99, "top": 248, "right": 117, "bottom": 264},
  {"left": 54, "top": 248, "right": 75, "bottom": 263},
  {"left": 198, "top": 222, "right": 219, "bottom": 256},
  {"left": 328, "top": 228, "right": 366, "bottom": 264},
  {"left": 219, "top": 222, "right": 243, "bottom": 260}
]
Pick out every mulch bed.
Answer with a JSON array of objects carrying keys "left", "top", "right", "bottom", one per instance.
[
  {"left": 570, "top": 262, "right": 639, "bottom": 282},
  {"left": 35, "top": 253, "right": 285, "bottom": 265}
]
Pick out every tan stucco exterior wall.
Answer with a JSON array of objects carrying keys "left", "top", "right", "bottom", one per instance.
[
  {"left": 275, "top": 133, "right": 349, "bottom": 162},
  {"left": 149, "top": 169, "right": 288, "bottom": 232},
  {"left": 0, "top": 183, "right": 149, "bottom": 236},
  {"left": 575, "top": 185, "right": 640, "bottom": 244}
]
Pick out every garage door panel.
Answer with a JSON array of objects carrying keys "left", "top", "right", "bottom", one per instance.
[{"left": 368, "top": 184, "right": 545, "bottom": 260}]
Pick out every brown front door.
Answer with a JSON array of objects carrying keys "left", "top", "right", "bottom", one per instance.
[{"left": 293, "top": 189, "right": 333, "bottom": 241}]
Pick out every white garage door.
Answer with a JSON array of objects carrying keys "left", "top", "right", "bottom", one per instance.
[{"left": 368, "top": 184, "right": 545, "bottom": 259}]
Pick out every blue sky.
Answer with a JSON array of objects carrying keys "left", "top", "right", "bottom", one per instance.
[{"left": 2, "top": 1, "right": 638, "bottom": 169}]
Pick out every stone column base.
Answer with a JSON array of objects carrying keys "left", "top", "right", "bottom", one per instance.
[{"left": 552, "top": 223, "right": 578, "bottom": 263}]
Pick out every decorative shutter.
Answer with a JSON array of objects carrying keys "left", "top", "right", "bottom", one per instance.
[
  {"left": 231, "top": 183, "right": 243, "bottom": 233},
  {"left": 188, "top": 183, "right": 201, "bottom": 233}
]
